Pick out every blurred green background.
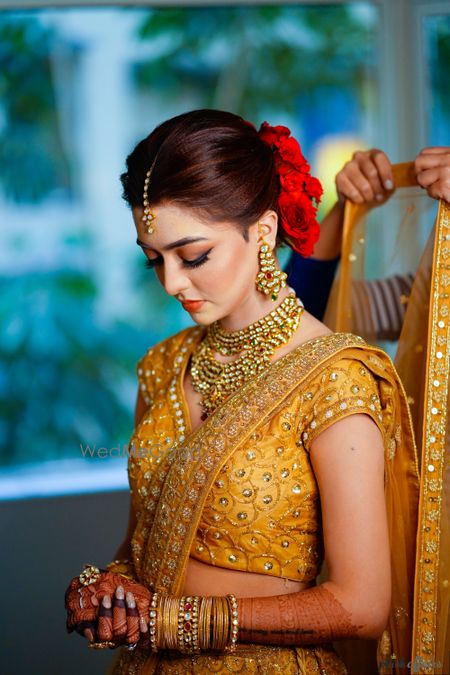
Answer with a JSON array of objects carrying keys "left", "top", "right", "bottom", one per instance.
[{"left": 0, "top": 3, "right": 448, "bottom": 487}]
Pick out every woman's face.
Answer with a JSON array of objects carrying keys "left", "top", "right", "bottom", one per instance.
[{"left": 132, "top": 203, "right": 277, "bottom": 325}]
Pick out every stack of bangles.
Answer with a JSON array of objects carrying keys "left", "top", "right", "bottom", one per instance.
[
  {"left": 87, "top": 560, "right": 239, "bottom": 653},
  {"left": 148, "top": 592, "right": 239, "bottom": 653}
]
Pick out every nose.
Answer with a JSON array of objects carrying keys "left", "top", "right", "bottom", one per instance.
[{"left": 159, "top": 259, "right": 191, "bottom": 298}]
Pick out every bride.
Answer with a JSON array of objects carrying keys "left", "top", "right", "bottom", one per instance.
[{"left": 65, "top": 109, "right": 419, "bottom": 675}]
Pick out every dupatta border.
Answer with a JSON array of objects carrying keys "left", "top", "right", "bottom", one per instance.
[{"left": 411, "top": 200, "right": 450, "bottom": 673}]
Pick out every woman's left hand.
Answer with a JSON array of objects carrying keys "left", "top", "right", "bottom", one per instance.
[{"left": 414, "top": 147, "right": 450, "bottom": 202}]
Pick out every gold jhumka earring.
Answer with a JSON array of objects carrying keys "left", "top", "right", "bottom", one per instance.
[
  {"left": 142, "top": 156, "right": 158, "bottom": 234},
  {"left": 255, "top": 221, "right": 288, "bottom": 301}
]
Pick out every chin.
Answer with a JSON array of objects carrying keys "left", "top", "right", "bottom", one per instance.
[
  {"left": 189, "top": 305, "right": 222, "bottom": 327},
  {"left": 192, "top": 314, "right": 216, "bottom": 327}
]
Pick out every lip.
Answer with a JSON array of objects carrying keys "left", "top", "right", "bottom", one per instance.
[{"left": 181, "top": 299, "right": 205, "bottom": 311}]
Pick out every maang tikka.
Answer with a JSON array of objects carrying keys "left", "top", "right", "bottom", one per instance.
[
  {"left": 142, "top": 156, "right": 158, "bottom": 234},
  {"left": 255, "top": 221, "right": 288, "bottom": 301}
]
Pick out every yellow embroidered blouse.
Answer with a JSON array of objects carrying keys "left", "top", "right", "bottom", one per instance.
[{"left": 128, "top": 326, "right": 386, "bottom": 585}]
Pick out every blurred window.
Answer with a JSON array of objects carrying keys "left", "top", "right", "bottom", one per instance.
[
  {"left": 422, "top": 11, "right": 450, "bottom": 146},
  {"left": 0, "top": 4, "right": 381, "bottom": 496}
]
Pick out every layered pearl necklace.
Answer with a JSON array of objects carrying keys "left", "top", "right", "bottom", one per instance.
[{"left": 190, "top": 290, "right": 304, "bottom": 419}]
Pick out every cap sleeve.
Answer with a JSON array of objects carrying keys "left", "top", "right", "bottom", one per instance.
[{"left": 298, "top": 357, "right": 386, "bottom": 452}]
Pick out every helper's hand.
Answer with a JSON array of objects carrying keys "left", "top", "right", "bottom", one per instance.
[
  {"left": 414, "top": 147, "right": 450, "bottom": 202},
  {"left": 335, "top": 149, "right": 394, "bottom": 206}
]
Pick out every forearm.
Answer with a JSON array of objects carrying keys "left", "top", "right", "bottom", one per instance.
[
  {"left": 236, "top": 581, "right": 379, "bottom": 646},
  {"left": 313, "top": 201, "right": 345, "bottom": 260}
]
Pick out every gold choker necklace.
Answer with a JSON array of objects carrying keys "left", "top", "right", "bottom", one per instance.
[{"left": 190, "top": 290, "right": 304, "bottom": 419}]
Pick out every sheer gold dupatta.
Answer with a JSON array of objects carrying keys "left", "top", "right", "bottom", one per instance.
[{"left": 324, "top": 165, "right": 450, "bottom": 674}]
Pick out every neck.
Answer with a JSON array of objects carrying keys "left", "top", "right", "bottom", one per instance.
[{"left": 218, "top": 286, "right": 295, "bottom": 332}]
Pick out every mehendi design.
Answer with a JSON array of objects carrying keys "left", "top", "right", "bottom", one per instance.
[{"left": 237, "top": 585, "right": 365, "bottom": 645}]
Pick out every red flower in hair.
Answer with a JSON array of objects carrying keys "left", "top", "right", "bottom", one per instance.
[
  {"left": 258, "top": 122, "right": 290, "bottom": 147},
  {"left": 257, "top": 121, "right": 322, "bottom": 256}
]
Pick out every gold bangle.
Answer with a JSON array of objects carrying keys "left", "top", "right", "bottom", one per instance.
[
  {"left": 213, "top": 596, "right": 220, "bottom": 650},
  {"left": 168, "top": 596, "right": 179, "bottom": 650},
  {"left": 159, "top": 596, "right": 167, "bottom": 650},
  {"left": 221, "top": 595, "right": 229, "bottom": 650},
  {"left": 191, "top": 596, "right": 200, "bottom": 653},
  {"left": 148, "top": 592, "right": 159, "bottom": 653},
  {"left": 177, "top": 596, "right": 200, "bottom": 654},
  {"left": 226, "top": 593, "right": 239, "bottom": 651},
  {"left": 159, "top": 596, "right": 178, "bottom": 650},
  {"left": 219, "top": 596, "right": 230, "bottom": 651},
  {"left": 198, "top": 596, "right": 211, "bottom": 651}
]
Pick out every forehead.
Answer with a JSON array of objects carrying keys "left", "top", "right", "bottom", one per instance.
[{"left": 132, "top": 203, "right": 234, "bottom": 246}]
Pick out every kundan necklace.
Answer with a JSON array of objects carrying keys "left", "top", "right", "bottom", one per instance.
[{"left": 190, "top": 290, "right": 304, "bottom": 419}]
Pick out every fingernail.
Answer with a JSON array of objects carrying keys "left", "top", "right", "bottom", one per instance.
[
  {"left": 385, "top": 179, "right": 394, "bottom": 190},
  {"left": 102, "top": 595, "right": 111, "bottom": 608},
  {"left": 116, "top": 585, "right": 124, "bottom": 599},
  {"left": 126, "top": 592, "right": 136, "bottom": 607},
  {"left": 376, "top": 194, "right": 383, "bottom": 202}
]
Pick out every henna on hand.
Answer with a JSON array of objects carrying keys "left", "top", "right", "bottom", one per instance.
[
  {"left": 98, "top": 595, "right": 114, "bottom": 642},
  {"left": 125, "top": 592, "right": 141, "bottom": 644},
  {"left": 64, "top": 570, "right": 151, "bottom": 642},
  {"left": 237, "top": 585, "right": 366, "bottom": 646}
]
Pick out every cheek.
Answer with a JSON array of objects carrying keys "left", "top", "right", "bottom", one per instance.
[{"left": 204, "top": 244, "right": 256, "bottom": 291}]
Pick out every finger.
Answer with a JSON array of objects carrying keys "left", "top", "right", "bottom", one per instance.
[
  {"left": 425, "top": 179, "right": 450, "bottom": 202},
  {"left": 126, "top": 592, "right": 140, "bottom": 644},
  {"left": 139, "top": 612, "right": 149, "bottom": 636},
  {"left": 344, "top": 160, "right": 375, "bottom": 202},
  {"left": 113, "top": 585, "right": 128, "bottom": 640},
  {"left": 75, "top": 620, "right": 97, "bottom": 642},
  {"left": 415, "top": 152, "right": 450, "bottom": 173},
  {"left": 418, "top": 146, "right": 450, "bottom": 155},
  {"left": 98, "top": 594, "right": 114, "bottom": 642},
  {"left": 359, "top": 157, "right": 385, "bottom": 201},
  {"left": 87, "top": 584, "right": 99, "bottom": 607},
  {"left": 416, "top": 167, "right": 441, "bottom": 189},
  {"left": 370, "top": 149, "right": 394, "bottom": 191},
  {"left": 426, "top": 182, "right": 444, "bottom": 201},
  {"left": 336, "top": 173, "right": 364, "bottom": 204},
  {"left": 84, "top": 628, "right": 94, "bottom": 642}
]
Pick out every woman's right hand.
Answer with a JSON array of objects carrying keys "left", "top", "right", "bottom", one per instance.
[
  {"left": 64, "top": 570, "right": 152, "bottom": 647},
  {"left": 335, "top": 148, "right": 395, "bottom": 206}
]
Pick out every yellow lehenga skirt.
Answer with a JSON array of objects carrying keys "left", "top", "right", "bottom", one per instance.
[{"left": 109, "top": 642, "right": 348, "bottom": 674}]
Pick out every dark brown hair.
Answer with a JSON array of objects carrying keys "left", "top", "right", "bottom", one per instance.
[{"left": 120, "top": 109, "right": 285, "bottom": 246}]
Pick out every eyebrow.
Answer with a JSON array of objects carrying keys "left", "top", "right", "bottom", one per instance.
[{"left": 136, "top": 236, "right": 209, "bottom": 252}]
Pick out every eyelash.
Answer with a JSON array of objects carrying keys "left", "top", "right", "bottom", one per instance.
[{"left": 144, "top": 250, "right": 212, "bottom": 270}]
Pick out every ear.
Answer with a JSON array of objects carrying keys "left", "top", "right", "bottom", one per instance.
[{"left": 255, "top": 210, "right": 278, "bottom": 249}]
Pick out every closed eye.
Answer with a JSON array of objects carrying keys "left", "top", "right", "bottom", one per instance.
[{"left": 144, "top": 249, "right": 212, "bottom": 270}]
